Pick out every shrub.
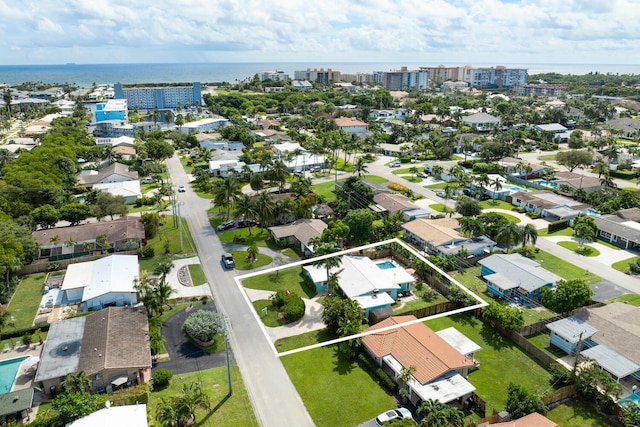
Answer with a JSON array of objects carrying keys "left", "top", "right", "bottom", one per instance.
[
  {"left": 388, "top": 182, "right": 409, "bottom": 192},
  {"left": 548, "top": 219, "right": 569, "bottom": 234},
  {"left": 183, "top": 310, "right": 223, "bottom": 344},
  {"left": 152, "top": 369, "right": 173, "bottom": 390},
  {"left": 140, "top": 245, "right": 155, "bottom": 258},
  {"left": 22, "top": 332, "right": 33, "bottom": 346},
  {"left": 282, "top": 295, "right": 305, "bottom": 322}
]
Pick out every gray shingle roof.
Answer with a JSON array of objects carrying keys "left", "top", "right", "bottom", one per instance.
[
  {"left": 546, "top": 316, "right": 598, "bottom": 342},
  {"left": 479, "top": 253, "right": 561, "bottom": 292},
  {"left": 593, "top": 215, "right": 640, "bottom": 244}
]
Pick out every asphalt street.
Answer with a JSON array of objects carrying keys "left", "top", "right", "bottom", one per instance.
[{"left": 165, "top": 154, "right": 314, "bottom": 427}]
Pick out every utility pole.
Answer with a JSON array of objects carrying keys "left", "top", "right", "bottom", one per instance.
[
  {"left": 573, "top": 331, "right": 584, "bottom": 371},
  {"left": 223, "top": 314, "right": 233, "bottom": 396}
]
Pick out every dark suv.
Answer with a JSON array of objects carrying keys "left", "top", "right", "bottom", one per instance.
[{"left": 221, "top": 253, "right": 235, "bottom": 269}]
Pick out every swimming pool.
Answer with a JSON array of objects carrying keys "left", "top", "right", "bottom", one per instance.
[
  {"left": 504, "top": 185, "right": 528, "bottom": 193},
  {"left": 532, "top": 179, "right": 557, "bottom": 188},
  {"left": 0, "top": 356, "right": 28, "bottom": 394},
  {"left": 620, "top": 392, "right": 640, "bottom": 408},
  {"left": 376, "top": 261, "right": 397, "bottom": 270}
]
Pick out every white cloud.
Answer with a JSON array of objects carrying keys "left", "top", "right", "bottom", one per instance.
[{"left": 0, "top": 0, "right": 639, "bottom": 65}]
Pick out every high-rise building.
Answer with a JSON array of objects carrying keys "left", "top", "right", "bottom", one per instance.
[
  {"left": 114, "top": 82, "right": 202, "bottom": 110},
  {"left": 381, "top": 67, "right": 429, "bottom": 91},
  {"left": 293, "top": 68, "right": 341, "bottom": 84},
  {"left": 260, "top": 71, "right": 290, "bottom": 81}
]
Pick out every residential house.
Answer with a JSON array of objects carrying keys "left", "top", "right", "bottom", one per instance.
[
  {"left": 479, "top": 254, "right": 561, "bottom": 305},
  {"left": 372, "top": 193, "right": 426, "bottom": 220},
  {"left": 93, "top": 180, "right": 142, "bottom": 204},
  {"left": 0, "top": 389, "right": 34, "bottom": 424},
  {"left": 605, "top": 118, "right": 640, "bottom": 140},
  {"left": 179, "top": 117, "right": 230, "bottom": 134},
  {"left": 35, "top": 307, "right": 151, "bottom": 396},
  {"left": 499, "top": 157, "right": 547, "bottom": 178},
  {"left": 547, "top": 303, "right": 640, "bottom": 383},
  {"left": 402, "top": 218, "right": 495, "bottom": 257},
  {"left": 461, "top": 113, "right": 501, "bottom": 132},
  {"left": 76, "top": 162, "right": 138, "bottom": 189},
  {"left": 593, "top": 207, "right": 640, "bottom": 249},
  {"left": 291, "top": 80, "right": 313, "bottom": 91},
  {"left": 552, "top": 171, "right": 602, "bottom": 193},
  {"left": 268, "top": 219, "right": 327, "bottom": 255},
  {"left": 60, "top": 254, "right": 139, "bottom": 312},
  {"left": 487, "top": 412, "right": 558, "bottom": 427},
  {"left": 509, "top": 190, "right": 590, "bottom": 222},
  {"left": 303, "top": 256, "right": 415, "bottom": 315},
  {"left": 533, "top": 123, "right": 569, "bottom": 142},
  {"left": 362, "top": 316, "right": 478, "bottom": 405},
  {"left": 370, "top": 110, "right": 408, "bottom": 121},
  {"left": 69, "top": 404, "right": 148, "bottom": 427},
  {"left": 334, "top": 117, "right": 368, "bottom": 134}
]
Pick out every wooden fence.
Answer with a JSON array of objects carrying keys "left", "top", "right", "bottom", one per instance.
[
  {"left": 17, "top": 250, "right": 139, "bottom": 275},
  {"left": 542, "top": 385, "right": 577, "bottom": 407},
  {"left": 517, "top": 302, "right": 606, "bottom": 337},
  {"left": 401, "top": 302, "right": 458, "bottom": 319},
  {"left": 510, "top": 331, "right": 557, "bottom": 368}
]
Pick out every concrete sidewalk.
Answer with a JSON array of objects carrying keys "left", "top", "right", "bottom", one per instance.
[{"left": 165, "top": 256, "right": 212, "bottom": 299}]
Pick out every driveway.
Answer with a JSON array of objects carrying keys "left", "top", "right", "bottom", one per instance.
[
  {"left": 165, "top": 256, "right": 213, "bottom": 299},
  {"left": 154, "top": 303, "right": 232, "bottom": 375},
  {"left": 543, "top": 236, "right": 638, "bottom": 267}
]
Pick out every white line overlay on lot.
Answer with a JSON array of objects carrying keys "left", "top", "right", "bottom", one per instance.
[{"left": 233, "top": 238, "right": 488, "bottom": 358}]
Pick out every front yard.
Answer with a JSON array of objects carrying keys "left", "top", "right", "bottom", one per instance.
[
  {"left": 281, "top": 345, "right": 395, "bottom": 427},
  {"left": 241, "top": 266, "right": 316, "bottom": 298}
]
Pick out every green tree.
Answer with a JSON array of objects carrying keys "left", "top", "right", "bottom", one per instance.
[
  {"left": 496, "top": 222, "right": 523, "bottom": 252},
  {"left": 556, "top": 150, "right": 593, "bottom": 172},
  {"left": 246, "top": 244, "right": 259, "bottom": 263},
  {"left": 573, "top": 215, "right": 597, "bottom": 248},
  {"left": 233, "top": 194, "right": 258, "bottom": 235},
  {"left": 505, "top": 383, "right": 547, "bottom": 418},
  {"left": 455, "top": 197, "right": 481, "bottom": 217},
  {"left": 213, "top": 176, "right": 241, "bottom": 219},
  {"left": 32, "top": 204, "right": 60, "bottom": 229},
  {"left": 91, "top": 192, "right": 128, "bottom": 220},
  {"left": 417, "top": 398, "right": 465, "bottom": 427},
  {"left": 173, "top": 382, "right": 211, "bottom": 425},
  {"left": 61, "top": 371, "right": 92, "bottom": 394},
  {"left": 540, "top": 279, "right": 593, "bottom": 314},
  {"left": 59, "top": 203, "right": 92, "bottom": 226},
  {"left": 52, "top": 391, "right": 98, "bottom": 425},
  {"left": 343, "top": 208, "right": 375, "bottom": 244},
  {"left": 354, "top": 157, "right": 369, "bottom": 177},
  {"left": 521, "top": 223, "right": 538, "bottom": 248},
  {"left": 254, "top": 190, "right": 275, "bottom": 228},
  {"left": 458, "top": 216, "right": 486, "bottom": 238}
]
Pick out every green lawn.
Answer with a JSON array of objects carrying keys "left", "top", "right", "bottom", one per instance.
[
  {"left": 139, "top": 255, "right": 179, "bottom": 274},
  {"left": 275, "top": 328, "right": 335, "bottom": 353},
  {"left": 532, "top": 249, "right": 601, "bottom": 284},
  {"left": 5, "top": 273, "right": 46, "bottom": 332},
  {"left": 281, "top": 345, "right": 395, "bottom": 427},
  {"left": 187, "top": 264, "right": 207, "bottom": 286},
  {"left": 607, "top": 293, "right": 640, "bottom": 306},
  {"left": 425, "top": 314, "right": 555, "bottom": 414},
  {"left": 479, "top": 200, "right": 516, "bottom": 210},
  {"left": 547, "top": 397, "right": 615, "bottom": 427},
  {"left": 147, "top": 366, "right": 257, "bottom": 427},
  {"left": 424, "top": 182, "right": 449, "bottom": 189},
  {"left": 146, "top": 216, "right": 196, "bottom": 255},
  {"left": 429, "top": 203, "right": 453, "bottom": 213},
  {"left": 539, "top": 227, "right": 575, "bottom": 237},
  {"left": 401, "top": 176, "right": 423, "bottom": 183},
  {"left": 216, "top": 228, "right": 274, "bottom": 248},
  {"left": 612, "top": 256, "right": 640, "bottom": 273},
  {"left": 252, "top": 300, "right": 281, "bottom": 327},
  {"left": 538, "top": 154, "right": 557, "bottom": 161},
  {"left": 241, "top": 266, "right": 316, "bottom": 298},
  {"left": 391, "top": 167, "right": 418, "bottom": 175},
  {"left": 495, "top": 213, "right": 521, "bottom": 223},
  {"left": 312, "top": 180, "right": 339, "bottom": 203},
  {"left": 527, "top": 331, "right": 568, "bottom": 359},
  {"left": 229, "top": 250, "right": 272, "bottom": 270},
  {"left": 363, "top": 175, "right": 388, "bottom": 185},
  {"left": 557, "top": 241, "right": 600, "bottom": 257},
  {"left": 281, "top": 247, "right": 300, "bottom": 258},
  {"left": 393, "top": 285, "right": 449, "bottom": 314}
]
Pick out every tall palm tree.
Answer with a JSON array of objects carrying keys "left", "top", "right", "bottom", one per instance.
[
  {"left": 267, "top": 160, "right": 291, "bottom": 193},
  {"left": 233, "top": 194, "right": 258, "bottom": 236},
  {"left": 521, "top": 223, "right": 538, "bottom": 248},
  {"left": 312, "top": 241, "right": 342, "bottom": 289},
  {"left": 213, "top": 176, "right": 241, "bottom": 219},
  {"left": 175, "top": 114, "right": 185, "bottom": 131},
  {"left": 61, "top": 371, "right": 92, "bottom": 394},
  {"left": 164, "top": 110, "right": 174, "bottom": 128},
  {"left": 490, "top": 177, "right": 503, "bottom": 195},
  {"left": 497, "top": 222, "right": 523, "bottom": 252},
  {"left": 255, "top": 191, "right": 275, "bottom": 229},
  {"left": 155, "top": 397, "right": 181, "bottom": 427},
  {"left": 174, "top": 382, "right": 211, "bottom": 425},
  {"left": 150, "top": 109, "right": 160, "bottom": 129},
  {"left": 354, "top": 157, "right": 368, "bottom": 177}
]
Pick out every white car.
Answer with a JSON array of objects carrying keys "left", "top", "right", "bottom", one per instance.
[
  {"left": 178, "top": 185, "right": 186, "bottom": 193},
  {"left": 375, "top": 407, "right": 413, "bottom": 426}
]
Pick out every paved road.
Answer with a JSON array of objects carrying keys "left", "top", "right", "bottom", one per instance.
[
  {"left": 155, "top": 303, "right": 231, "bottom": 375},
  {"left": 165, "top": 154, "right": 314, "bottom": 427}
]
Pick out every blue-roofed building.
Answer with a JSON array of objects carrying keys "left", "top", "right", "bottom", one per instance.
[
  {"left": 95, "top": 99, "right": 127, "bottom": 123},
  {"left": 114, "top": 82, "right": 202, "bottom": 110},
  {"left": 478, "top": 254, "right": 561, "bottom": 306},
  {"left": 546, "top": 316, "right": 598, "bottom": 355}
]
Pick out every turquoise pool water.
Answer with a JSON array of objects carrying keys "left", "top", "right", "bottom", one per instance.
[
  {"left": 377, "top": 261, "right": 397, "bottom": 270},
  {"left": 620, "top": 392, "right": 640, "bottom": 408},
  {"left": 0, "top": 356, "right": 28, "bottom": 394},
  {"left": 533, "top": 179, "right": 558, "bottom": 188}
]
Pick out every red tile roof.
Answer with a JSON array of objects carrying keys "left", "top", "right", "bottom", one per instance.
[{"left": 362, "top": 316, "right": 474, "bottom": 384}]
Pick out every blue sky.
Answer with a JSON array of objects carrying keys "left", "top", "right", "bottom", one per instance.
[{"left": 0, "top": 0, "right": 638, "bottom": 65}]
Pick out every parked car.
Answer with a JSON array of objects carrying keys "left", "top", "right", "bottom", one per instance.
[
  {"left": 221, "top": 253, "right": 235, "bottom": 269},
  {"left": 178, "top": 185, "right": 186, "bottom": 192},
  {"left": 216, "top": 220, "right": 235, "bottom": 231},
  {"left": 390, "top": 162, "right": 401, "bottom": 168},
  {"left": 375, "top": 408, "right": 413, "bottom": 426},
  {"left": 436, "top": 191, "right": 446, "bottom": 198},
  {"left": 310, "top": 166, "right": 322, "bottom": 172},
  {"left": 293, "top": 170, "right": 304, "bottom": 177},
  {"left": 417, "top": 172, "right": 427, "bottom": 178},
  {"left": 140, "top": 177, "right": 154, "bottom": 184},
  {"left": 237, "top": 218, "right": 258, "bottom": 228}
]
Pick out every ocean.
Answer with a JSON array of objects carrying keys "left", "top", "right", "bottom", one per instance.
[{"left": 0, "top": 62, "right": 639, "bottom": 88}]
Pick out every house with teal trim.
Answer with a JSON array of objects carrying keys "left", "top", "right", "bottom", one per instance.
[
  {"left": 478, "top": 254, "right": 561, "bottom": 306},
  {"left": 546, "top": 316, "right": 598, "bottom": 355},
  {"left": 303, "top": 255, "right": 415, "bottom": 315}
]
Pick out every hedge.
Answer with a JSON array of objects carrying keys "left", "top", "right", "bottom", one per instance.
[
  {"left": 610, "top": 169, "right": 636, "bottom": 180},
  {"left": 357, "top": 353, "right": 397, "bottom": 393},
  {"left": 548, "top": 219, "right": 569, "bottom": 234},
  {"left": 3, "top": 323, "right": 51, "bottom": 340}
]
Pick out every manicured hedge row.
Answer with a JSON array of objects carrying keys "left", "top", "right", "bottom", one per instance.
[
  {"left": 548, "top": 219, "right": 569, "bottom": 234},
  {"left": 357, "top": 353, "right": 397, "bottom": 393}
]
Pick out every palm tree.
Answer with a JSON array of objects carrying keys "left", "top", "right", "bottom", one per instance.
[
  {"left": 521, "top": 223, "right": 538, "bottom": 248},
  {"left": 61, "top": 371, "right": 92, "bottom": 394},
  {"left": 267, "top": 160, "right": 290, "bottom": 193},
  {"left": 458, "top": 216, "right": 485, "bottom": 238},
  {"left": 255, "top": 191, "right": 275, "bottom": 229},
  {"left": 164, "top": 111, "right": 174, "bottom": 128},
  {"left": 399, "top": 366, "right": 416, "bottom": 402},
  {"left": 233, "top": 194, "right": 258, "bottom": 236},
  {"left": 174, "top": 382, "right": 211, "bottom": 425},
  {"left": 354, "top": 157, "right": 368, "bottom": 177},
  {"left": 246, "top": 244, "right": 259, "bottom": 263},
  {"left": 409, "top": 166, "right": 419, "bottom": 180},
  {"left": 312, "top": 241, "right": 342, "bottom": 290},
  {"left": 175, "top": 114, "right": 185, "bottom": 131},
  {"left": 150, "top": 109, "right": 160, "bottom": 129},
  {"left": 497, "top": 222, "right": 523, "bottom": 252},
  {"left": 155, "top": 397, "right": 182, "bottom": 427},
  {"left": 213, "top": 176, "right": 241, "bottom": 219}
]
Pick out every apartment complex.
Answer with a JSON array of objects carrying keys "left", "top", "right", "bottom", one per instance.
[
  {"left": 514, "top": 83, "right": 568, "bottom": 96},
  {"left": 380, "top": 67, "right": 429, "bottom": 91},
  {"left": 260, "top": 71, "right": 290, "bottom": 81},
  {"left": 114, "top": 82, "right": 202, "bottom": 110},
  {"left": 95, "top": 99, "right": 127, "bottom": 123},
  {"left": 293, "top": 68, "right": 341, "bottom": 84}
]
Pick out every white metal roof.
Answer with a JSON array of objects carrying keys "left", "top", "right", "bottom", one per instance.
[
  {"left": 62, "top": 255, "right": 138, "bottom": 302},
  {"left": 69, "top": 404, "right": 148, "bottom": 427},
  {"left": 436, "top": 327, "right": 482, "bottom": 356},
  {"left": 353, "top": 293, "right": 395, "bottom": 310},
  {"left": 546, "top": 317, "right": 598, "bottom": 342},
  {"left": 581, "top": 345, "right": 640, "bottom": 379}
]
